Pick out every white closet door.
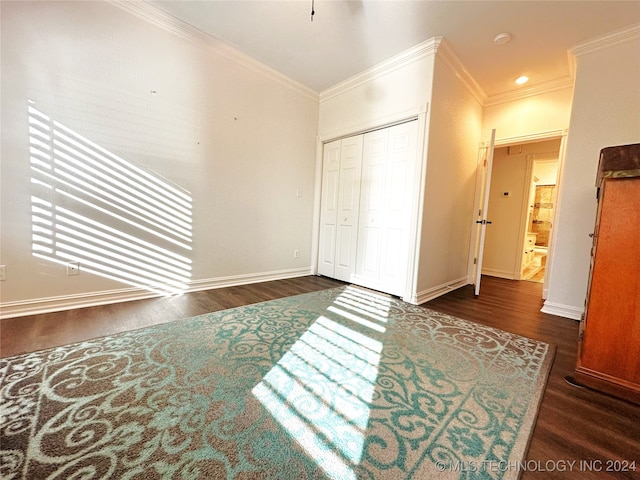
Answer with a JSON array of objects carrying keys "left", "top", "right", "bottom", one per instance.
[
  {"left": 317, "top": 139, "right": 341, "bottom": 277},
  {"left": 334, "top": 136, "right": 363, "bottom": 282},
  {"left": 318, "top": 136, "right": 364, "bottom": 281},
  {"left": 355, "top": 121, "right": 418, "bottom": 296}
]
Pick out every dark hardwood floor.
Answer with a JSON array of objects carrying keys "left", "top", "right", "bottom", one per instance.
[
  {"left": 1, "top": 275, "right": 638, "bottom": 479},
  {"left": 426, "top": 277, "right": 640, "bottom": 480}
]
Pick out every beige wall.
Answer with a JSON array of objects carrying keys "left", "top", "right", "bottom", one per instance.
[
  {"left": 0, "top": 1, "right": 319, "bottom": 313},
  {"left": 482, "top": 88, "right": 573, "bottom": 142},
  {"left": 533, "top": 161, "right": 559, "bottom": 186},
  {"left": 416, "top": 54, "right": 483, "bottom": 298},
  {"left": 318, "top": 44, "right": 435, "bottom": 139}
]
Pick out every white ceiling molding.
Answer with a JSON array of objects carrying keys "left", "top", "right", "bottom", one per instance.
[
  {"left": 319, "top": 38, "right": 441, "bottom": 103},
  {"left": 571, "top": 23, "right": 640, "bottom": 57},
  {"left": 109, "top": 0, "right": 319, "bottom": 101},
  {"left": 434, "top": 39, "right": 487, "bottom": 105},
  {"left": 319, "top": 35, "right": 573, "bottom": 108},
  {"left": 566, "top": 49, "right": 578, "bottom": 84},
  {"left": 484, "top": 77, "right": 575, "bottom": 107}
]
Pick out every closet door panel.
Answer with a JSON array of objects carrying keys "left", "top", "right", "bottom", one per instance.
[
  {"left": 336, "top": 225, "right": 355, "bottom": 270},
  {"left": 356, "top": 121, "right": 418, "bottom": 296},
  {"left": 317, "top": 140, "right": 341, "bottom": 277},
  {"left": 336, "top": 165, "right": 356, "bottom": 274},
  {"left": 319, "top": 225, "right": 336, "bottom": 270},
  {"left": 334, "top": 135, "right": 364, "bottom": 282},
  {"left": 381, "top": 124, "right": 415, "bottom": 287},
  {"left": 318, "top": 135, "right": 363, "bottom": 282},
  {"left": 361, "top": 225, "right": 381, "bottom": 275},
  {"left": 381, "top": 227, "right": 402, "bottom": 278},
  {"left": 356, "top": 128, "right": 387, "bottom": 285}
]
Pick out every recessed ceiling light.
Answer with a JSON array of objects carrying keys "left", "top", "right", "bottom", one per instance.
[
  {"left": 494, "top": 33, "right": 512, "bottom": 46},
  {"left": 515, "top": 75, "right": 529, "bottom": 85}
]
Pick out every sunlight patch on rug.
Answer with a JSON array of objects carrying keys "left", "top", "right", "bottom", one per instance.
[{"left": 253, "top": 287, "right": 390, "bottom": 479}]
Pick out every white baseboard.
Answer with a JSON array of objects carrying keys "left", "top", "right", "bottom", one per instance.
[
  {"left": 481, "top": 268, "right": 518, "bottom": 280},
  {"left": 540, "top": 300, "right": 583, "bottom": 320},
  {"left": 404, "top": 276, "right": 469, "bottom": 305},
  {"left": 0, "top": 267, "right": 313, "bottom": 320},
  {"left": 186, "top": 268, "right": 313, "bottom": 292}
]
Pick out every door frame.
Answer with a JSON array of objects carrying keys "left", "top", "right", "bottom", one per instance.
[{"left": 468, "top": 129, "right": 568, "bottom": 299}]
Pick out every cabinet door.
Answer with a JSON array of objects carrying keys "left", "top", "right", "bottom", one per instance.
[{"left": 355, "top": 121, "right": 418, "bottom": 296}]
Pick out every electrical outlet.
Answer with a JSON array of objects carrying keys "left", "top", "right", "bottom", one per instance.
[
  {"left": 66, "top": 261, "right": 80, "bottom": 276},
  {"left": 293, "top": 249, "right": 300, "bottom": 258},
  {"left": 0, "top": 265, "right": 5, "bottom": 281}
]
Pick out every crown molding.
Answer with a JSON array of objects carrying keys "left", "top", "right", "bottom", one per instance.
[
  {"left": 435, "top": 38, "right": 487, "bottom": 105},
  {"left": 319, "top": 38, "right": 441, "bottom": 102},
  {"left": 571, "top": 23, "right": 640, "bottom": 57},
  {"left": 319, "top": 35, "right": 574, "bottom": 108},
  {"left": 566, "top": 48, "right": 578, "bottom": 81},
  {"left": 484, "top": 76, "right": 574, "bottom": 107},
  {"left": 319, "top": 37, "right": 489, "bottom": 105},
  {"left": 109, "top": 0, "right": 318, "bottom": 101}
]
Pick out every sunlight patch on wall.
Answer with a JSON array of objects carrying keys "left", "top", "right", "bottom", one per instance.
[
  {"left": 28, "top": 102, "right": 192, "bottom": 295},
  {"left": 252, "top": 287, "right": 391, "bottom": 479}
]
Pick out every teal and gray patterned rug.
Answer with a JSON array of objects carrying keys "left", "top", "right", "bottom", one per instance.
[{"left": 0, "top": 286, "right": 554, "bottom": 479}]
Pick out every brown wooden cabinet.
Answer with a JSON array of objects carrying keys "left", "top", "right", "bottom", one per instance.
[{"left": 573, "top": 143, "right": 640, "bottom": 404}]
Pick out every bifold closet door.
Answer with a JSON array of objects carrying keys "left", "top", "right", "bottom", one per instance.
[
  {"left": 355, "top": 120, "right": 418, "bottom": 296},
  {"left": 317, "top": 135, "right": 364, "bottom": 282}
]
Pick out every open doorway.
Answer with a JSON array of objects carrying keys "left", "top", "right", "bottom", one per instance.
[
  {"left": 481, "top": 138, "right": 562, "bottom": 285},
  {"left": 522, "top": 159, "right": 559, "bottom": 282}
]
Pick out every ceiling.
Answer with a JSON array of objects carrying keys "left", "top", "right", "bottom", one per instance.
[{"left": 148, "top": 1, "right": 640, "bottom": 100}]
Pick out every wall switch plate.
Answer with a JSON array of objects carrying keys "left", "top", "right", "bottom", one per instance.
[
  {"left": 66, "top": 261, "right": 80, "bottom": 276},
  {"left": 0, "top": 265, "right": 5, "bottom": 281},
  {"left": 293, "top": 249, "right": 300, "bottom": 258}
]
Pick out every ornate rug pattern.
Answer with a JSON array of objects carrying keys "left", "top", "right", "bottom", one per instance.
[{"left": 0, "top": 286, "right": 554, "bottom": 479}]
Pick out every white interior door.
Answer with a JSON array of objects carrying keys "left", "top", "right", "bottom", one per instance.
[
  {"left": 334, "top": 136, "right": 364, "bottom": 282},
  {"left": 355, "top": 120, "right": 418, "bottom": 296},
  {"left": 474, "top": 128, "right": 496, "bottom": 296}
]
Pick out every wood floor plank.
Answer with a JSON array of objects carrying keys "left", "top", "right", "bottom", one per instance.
[{"left": 1, "top": 275, "right": 638, "bottom": 479}]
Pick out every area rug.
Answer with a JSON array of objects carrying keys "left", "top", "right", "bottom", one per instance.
[{"left": 0, "top": 286, "right": 554, "bottom": 480}]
